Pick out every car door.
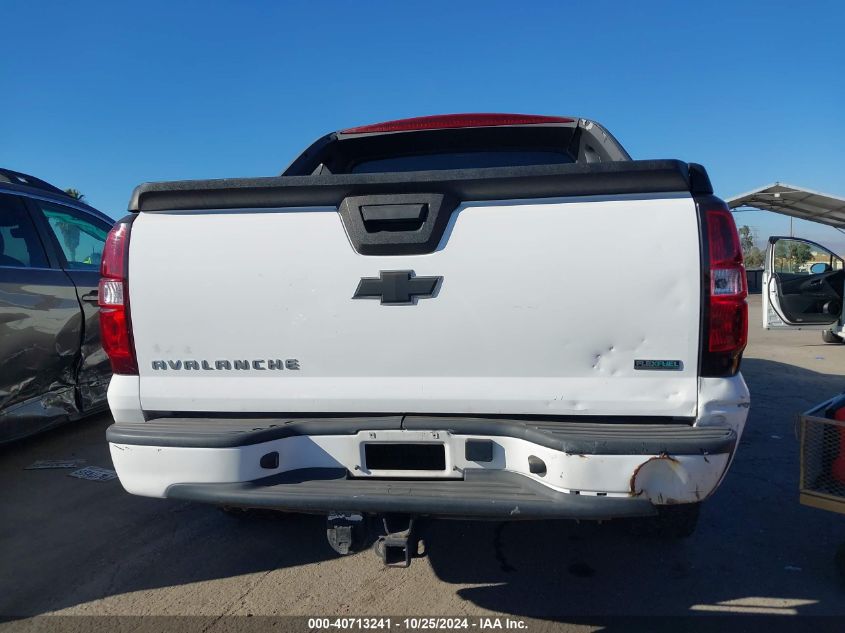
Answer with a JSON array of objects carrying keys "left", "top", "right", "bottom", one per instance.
[
  {"left": 0, "top": 192, "right": 84, "bottom": 441},
  {"left": 27, "top": 198, "right": 114, "bottom": 411},
  {"left": 763, "top": 236, "right": 845, "bottom": 329}
]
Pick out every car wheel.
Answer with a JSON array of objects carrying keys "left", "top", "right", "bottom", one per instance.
[{"left": 822, "top": 329, "right": 844, "bottom": 344}]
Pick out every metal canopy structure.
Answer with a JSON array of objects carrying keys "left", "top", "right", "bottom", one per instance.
[{"left": 727, "top": 182, "right": 845, "bottom": 230}]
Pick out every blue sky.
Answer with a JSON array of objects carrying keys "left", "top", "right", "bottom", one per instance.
[{"left": 2, "top": 0, "right": 843, "bottom": 252}]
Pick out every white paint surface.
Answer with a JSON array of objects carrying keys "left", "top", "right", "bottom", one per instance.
[{"left": 127, "top": 194, "right": 702, "bottom": 417}]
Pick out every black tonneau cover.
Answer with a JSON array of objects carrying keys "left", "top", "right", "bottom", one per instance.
[{"left": 129, "top": 160, "right": 712, "bottom": 212}]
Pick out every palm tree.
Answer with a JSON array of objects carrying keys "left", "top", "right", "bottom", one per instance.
[{"left": 64, "top": 188, "right": 85, "bottom": 201}]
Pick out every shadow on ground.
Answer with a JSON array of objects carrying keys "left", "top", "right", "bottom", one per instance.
[{"left": 0, "top": 416, "right": 335, "bottom": 617}]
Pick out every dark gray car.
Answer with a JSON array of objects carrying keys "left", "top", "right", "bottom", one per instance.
[{"left": 0, "top": 169, "right": 114, "bottom": 442}]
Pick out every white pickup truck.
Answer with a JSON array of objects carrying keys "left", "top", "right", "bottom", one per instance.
[{"left": 102, "top": 114, "right": 750, "bottom": 562}]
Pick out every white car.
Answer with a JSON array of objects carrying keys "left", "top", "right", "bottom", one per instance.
[
  {"left": 762, "top": 235, "right": 844, "bottom": 342},
  {"left": 100, "top": 114, "right": 750, "bottom": 564}
]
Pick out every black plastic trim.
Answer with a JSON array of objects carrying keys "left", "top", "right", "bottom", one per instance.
[
  {"left": 165, "top": 468, "right": 658, "bottom": 519},
  {"left": 687, "top": 163, "right": 714, "bottom": 195},
  {"left": 107, "top": 416, "right": 404, "bottom": 447},
  {"left": 403, "top": 416, "right": 735, "bottom": 455},
  {"left": 106, "top": 416, "right": 736, "bottom": 455},
  {"left": 340, "top": 193, "right": 457, "bottom": 255},
  {"left": 128, "top": 160, "right": 694, "bottom": 213}
]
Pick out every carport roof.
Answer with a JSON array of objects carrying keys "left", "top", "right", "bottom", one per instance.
[{"left": 727, "top": 183, "right": 845, "bottom": 229}]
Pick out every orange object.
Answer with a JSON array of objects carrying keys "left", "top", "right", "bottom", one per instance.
[{"left": 832, "top": 407, "right": 845, "bottom": 484}]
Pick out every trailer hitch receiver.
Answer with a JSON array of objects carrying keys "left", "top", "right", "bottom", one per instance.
[{"left": 375, "top": 516, "right": 418, "bottom": 568}]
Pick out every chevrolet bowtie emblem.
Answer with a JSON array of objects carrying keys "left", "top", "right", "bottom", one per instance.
[{"left": 353, "top": 270, "right": 442, "bottom": 305}]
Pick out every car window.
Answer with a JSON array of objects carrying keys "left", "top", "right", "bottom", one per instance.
[
  {"left": 36, "top": 202, "right": 110, "bottom": 270},
  {"left": 351, "top": 150, "right": 574, "bottom": 174},
  {"left": 773, "top": 238, "right": 844, "bottom": 274},
  {"left": 0, "top": 194, "right": 49, "bottom": 268}
]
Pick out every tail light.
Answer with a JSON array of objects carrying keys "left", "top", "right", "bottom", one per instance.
[
  {"left": 99, "top": 219, "right": 138, "bottom": 374},
  {"left": 340, "top": 113, "right": 575, "bottom": 135},
  {"left": 701, "top": 201, "right": 748, "bottom": 376}
]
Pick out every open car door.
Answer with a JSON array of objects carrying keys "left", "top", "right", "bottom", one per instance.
[{"left": 763, "top": 236, "right": 845, "bottom": 331}]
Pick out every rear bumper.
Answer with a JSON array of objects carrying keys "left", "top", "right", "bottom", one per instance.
[
  {"left": 107, "top": 415, "right": 738, "bottom": 453},
  {"left": 108, "top": 416, "right": 740, "bottom": 519},
  {"left": 167, "top": 468, "right": 658, "bottom": 519}
]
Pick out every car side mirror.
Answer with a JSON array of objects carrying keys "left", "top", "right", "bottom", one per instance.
[{"left": 810, "top": 262, "right": 832, "bottom": 274}]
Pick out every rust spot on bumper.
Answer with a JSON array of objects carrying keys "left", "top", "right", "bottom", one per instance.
[{"left": 629, "top": 453, "right": 678, "bottom": 497}]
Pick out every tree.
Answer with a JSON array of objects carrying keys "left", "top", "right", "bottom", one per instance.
[
  {"left": 788, "top": 241, "right": 813, "bottom": 270},
  {"left": 738, "top": 225, "right": 764, "bottom": 268},
  {"left": 64, "top": 188, "right": 85, "bottom": 201},
  {"left": 774, "top": 240, "right": 814, "bottom": 273},
  {"left": 744, "top": 246, "right": 765, "bottom": 269},
  {"left": 738, "top": 225, "right": 754, "bottom": 253}
]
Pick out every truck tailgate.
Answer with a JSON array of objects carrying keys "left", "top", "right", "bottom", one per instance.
[{"left": 128, "top": 192, "right": 701, "bottom": 417}]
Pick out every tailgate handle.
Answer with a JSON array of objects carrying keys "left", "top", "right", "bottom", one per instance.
[
  {"left": 360, "top": 203, "right": 427, "bottom": 225},
  {"left": 340, "top": 193, "right": 457, "bottom": 255},
  {"left": 81, "top": 290, "right": 99, "bottom": 304}
]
